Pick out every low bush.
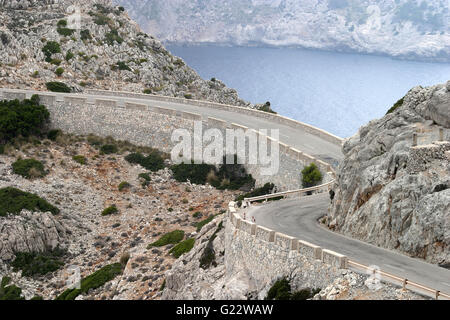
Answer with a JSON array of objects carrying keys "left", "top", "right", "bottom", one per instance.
[
  {"left": 265, "top": 277, "right": 320, "bottom": 300},
  {"left": 148, "top": 230, "right": 184, "bottom": 248},
  {"left": 169, "top": 238, "right": 195, "bottom": 258},
  {"left": 184, "top": 94, "right": 192, "bottom": 99},
  {"left": 50, "top": 58, "right": 62, "bottom": 66},
  {"left": 386, "top": 97, "right": 404, "bottom": 114},
  {"left": 102, "top": 205, "right": 118, "bottom": 216},
  {"left": 125, "top": 152, "right": 164, "bottom": 172},
  {"left": 65, "top": 50, "right": 74, "bottom": 61},
  {"left": 46, "top": 81, "right": 71, "bottom": 93},
  {"left": 56, "top": 263, "right": 123, "bottom": 300},
  {"left": 42, "top": 41, "right": 61, "bottom": 62},
  {"left": 100, "top": 144, "right": 118, "bottom": 154},
  {"left": 301, "top": 163, "right": 322, "bottom": 189},
  {"left": 57, "top": 27, "right": 75, "bottom": 37},
  {"left": 0, "top": 98, "right": 50, "bottom": 143},
  {"left": 118, "top": 181, "right": 131, "bottom": 191},
  {"left": 235, "top": 183, "right": 280, "bottom": 206},
  {"left": 171, "top": 156, "right": 255, "bottom": 191},
  {"left": 196, "top": 215, "right": 216, "bottom": 232},
  {"left": 116, "top": 61, "right": 131, "bottom": 71},
  {"left": 11, "top": 248, "right": 66, "bottom": 277},
  {"left": 105, "top": 30, "right": 124, "bottom": 45},
  {"left": 55, "top": 67, "right": 64, "bottom": 76},
  {"left": 72, "top": 155, "right": 87, "bottom": 165},
  {"left": 0, "top": 187, "right": 60, "bottom": 216},
  {"left": 193, "top": 211, "right": 201, "bottom": 218},
  {"left": 143, "top": 89, "right": 152, "bottom": 94},
  {"left": 12, "top": 158, "right": 46, "bottom": 179},
  {"left": 57, "top": 20, "right": 67, "bottom": 27},
  {"left": 0, "top": 277, "right": 24, "bottom": 300},
  {"left": 80, "top": 29, "right": 92, "bottom": 41},
  {"left": 47, "top": 129, "right": 61, "bottom": 141}
]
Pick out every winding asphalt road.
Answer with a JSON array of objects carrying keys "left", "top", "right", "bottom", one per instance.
[{"left": 246, "top": 193, "right": 450, "bottom": 297}]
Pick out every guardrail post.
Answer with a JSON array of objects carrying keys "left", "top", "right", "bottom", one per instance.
[
  {"left": 402, "top": 279, "right": 407, "bottom": 291},
  {"left": 439, "top": 128, "right": 444, "bottom": 141},
  {"left": 436, "top": 291, "right": 440, "bottom": 300},
  {"left": 412, "top": 133, "right": 417, "bottom": 147}
]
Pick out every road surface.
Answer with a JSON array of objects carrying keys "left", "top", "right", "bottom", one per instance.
[{"left": 246, "top": 193, "right": 450, "bottom": 297}]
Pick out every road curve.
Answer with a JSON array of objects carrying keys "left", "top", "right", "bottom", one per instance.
[
  {"left": 246, "top": 194, "right": 450, "bottom": 297},
  {"left": 0, "top": 88, "right": 343, "bottom": 166}
]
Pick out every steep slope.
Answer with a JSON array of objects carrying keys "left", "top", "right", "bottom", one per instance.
[
  {"left": 117, "top": 0, "right": 450, "bottom": 62},
  {"left": 328, "top": 81, "right": 450, "bottom": 265},
  {"left": 0, "top": 0, "right": 251, "bottom": 107}
]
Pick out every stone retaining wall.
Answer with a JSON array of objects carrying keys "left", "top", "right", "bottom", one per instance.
[
  {"left": 225, "top": 204, "right": 349, "bottom": 294},
  {"left": 0, "top": 88, "right": 335, "bottom": 190}
]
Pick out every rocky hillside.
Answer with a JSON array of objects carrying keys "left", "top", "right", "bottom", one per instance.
[
  {"left": 0, "top": 0, "right": 252, "bottom": 107},
  {"left": 328, "top": 81, "right": 450, "bottom": 266},
  {"left": 0, "top": 132, "right": 236, "bottom": 300},
  {"left": 117, "top": 0, "right": 450, "bottom": 62}
]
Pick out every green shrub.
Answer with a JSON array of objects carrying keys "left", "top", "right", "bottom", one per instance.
[
  {"left": 47, "top": 129, "right": 61, "bottom": 141},
  {"left": 55, "top": 67, "right": 64, "bottom": 76},
  {"left": 42, "top": 41, "right": 61, "bottom": 61},
  {"left": 125, "top": 152, "right": 164, "bottom": 172},
  {"left": 301, "top": 163, "right": 323, "bottom": 189},
  {"left": 72, "top": 155, "right": 87, "bottom": 165},
  {"left": 138, "top": 172, "right": 151, "bottom": 182},
  {"left": 50, "top": 58, "right": 62, "bottom": 66},
  {"left": 105, "top": 30, "right": 124, "bottom": 45},
  {"left": 57, "top": 20, "right": 67, "bottom": 27},
  {"left": 386, "top": 97, "right": 405, "bottom": 114},
  {"left": 102, "top": 205, "right": 118, "bottom": 216},
  {"left": 171, "top": 162, "right": 217, "bottom": 185},
  {"left": 0, "top": 277, "right": 24, "bottom": 300},
  {"left": 65, "top": 50, "right": 74, "bottom": 61},
  {"left": 11, "top": 248, "right": 66, "bottom": 277},
  {"left": 57, "top": 27, "right": 75, "bottom": 37},
  {"left": 196, "top": 215, "right": 216, "bottom": 232},
  {"left": 0, "top": 187, "right": 60, "bottom": 216},
  {"left": 12, "top": 158, "right": 46, "bottom": 179},
  {"left": 143, "top": 89, "right": 152, "bottom": 94},
  {"left": 265, "top": 278, "right": 292, "bottom": 300},
  {"left": 265, "top": 278, "right": 319, "bottom": 300},
  {"left": 46, "top": 81, "right": 71, "bottom": 93},
  {"left": 0, "top": 98, "right": 50, "bottom": 143},
  {"left": 258, "top": 101, "right": 277, "bottom": 114},
  {"left": 184, "top": 94, "right": 192, "bottom": 99},
  {"left": 193, "top": 211, "right": 201, "bottom": 218},
  {"left": 56, "top": 263, "right": 123, "bottom": 300},
  {"left": 148, "top": 230, "right": 184, "bottom": 248},
  {"left": 80, "top": 29, "right": 92, "bottom": 41},
  {"left": 116, "top": 61, "right": 131, "bottom": 71},
  {"left": 100, "top": 144, "right": 118, "bottom": 154},
  {"left": 118, "top": 181, "right": 130, "bottom": 191},
  {"left": 169, "top": 238, "right": 195, "bottom": 258}
]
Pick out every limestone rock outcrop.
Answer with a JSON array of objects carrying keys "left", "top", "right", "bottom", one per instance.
[
  {"left": 328, "top": 81, "right": 450, "bottom": 265},
  {"left": 0, "top": 210, "right": 67, "bottom": 261}
]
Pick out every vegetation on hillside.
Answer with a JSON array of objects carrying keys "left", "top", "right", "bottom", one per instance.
[
  {"left": 148, "top": 230, "right": 185, "bottom": 248},
  {"left": 0, "top": 187, "right": 60, "bottom": 217},
  {"left": 386, "top": 97, "right": 405, "bottom": 114},
  {"left": 0, "top": 277, "right": 24, "bottom": 300},
  {"left": 56, "top": 263, "right": 123, "bottom": 300},
  {"left": 169, "top": 238, "right": 195, "bottom": 258},
  {"left": 125, "top": 152, "right": 165, "bottom": 172},
  {"left": 265, "top": 277, "right": 321, "bottom": 300},
  {"left": 12, "top": 158, "right": 47, "bottom": 179},
  {"left": 0, "top": 98, "right": 50, "bottom": 144},
  {"left": 11, "top": 248, "right": 66, "bottom": 277}
]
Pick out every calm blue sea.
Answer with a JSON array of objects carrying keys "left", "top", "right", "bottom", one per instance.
[{"left": 167, "top": 45, "right": 450, "bottom": 138}]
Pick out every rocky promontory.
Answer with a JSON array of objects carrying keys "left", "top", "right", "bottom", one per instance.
[{"left": 328, "top": 81, "right": 450, "bottom": 266}]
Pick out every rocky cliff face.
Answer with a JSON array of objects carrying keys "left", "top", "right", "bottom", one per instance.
[
  {"left": 0, "top": 0, "right": 251, "bottom": 106},
  {"left": 328, "top": 81, "right": 450, "bottom": 265},
  {"left": 116, "top": 0, "right": 450, "bottom": 62}
]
